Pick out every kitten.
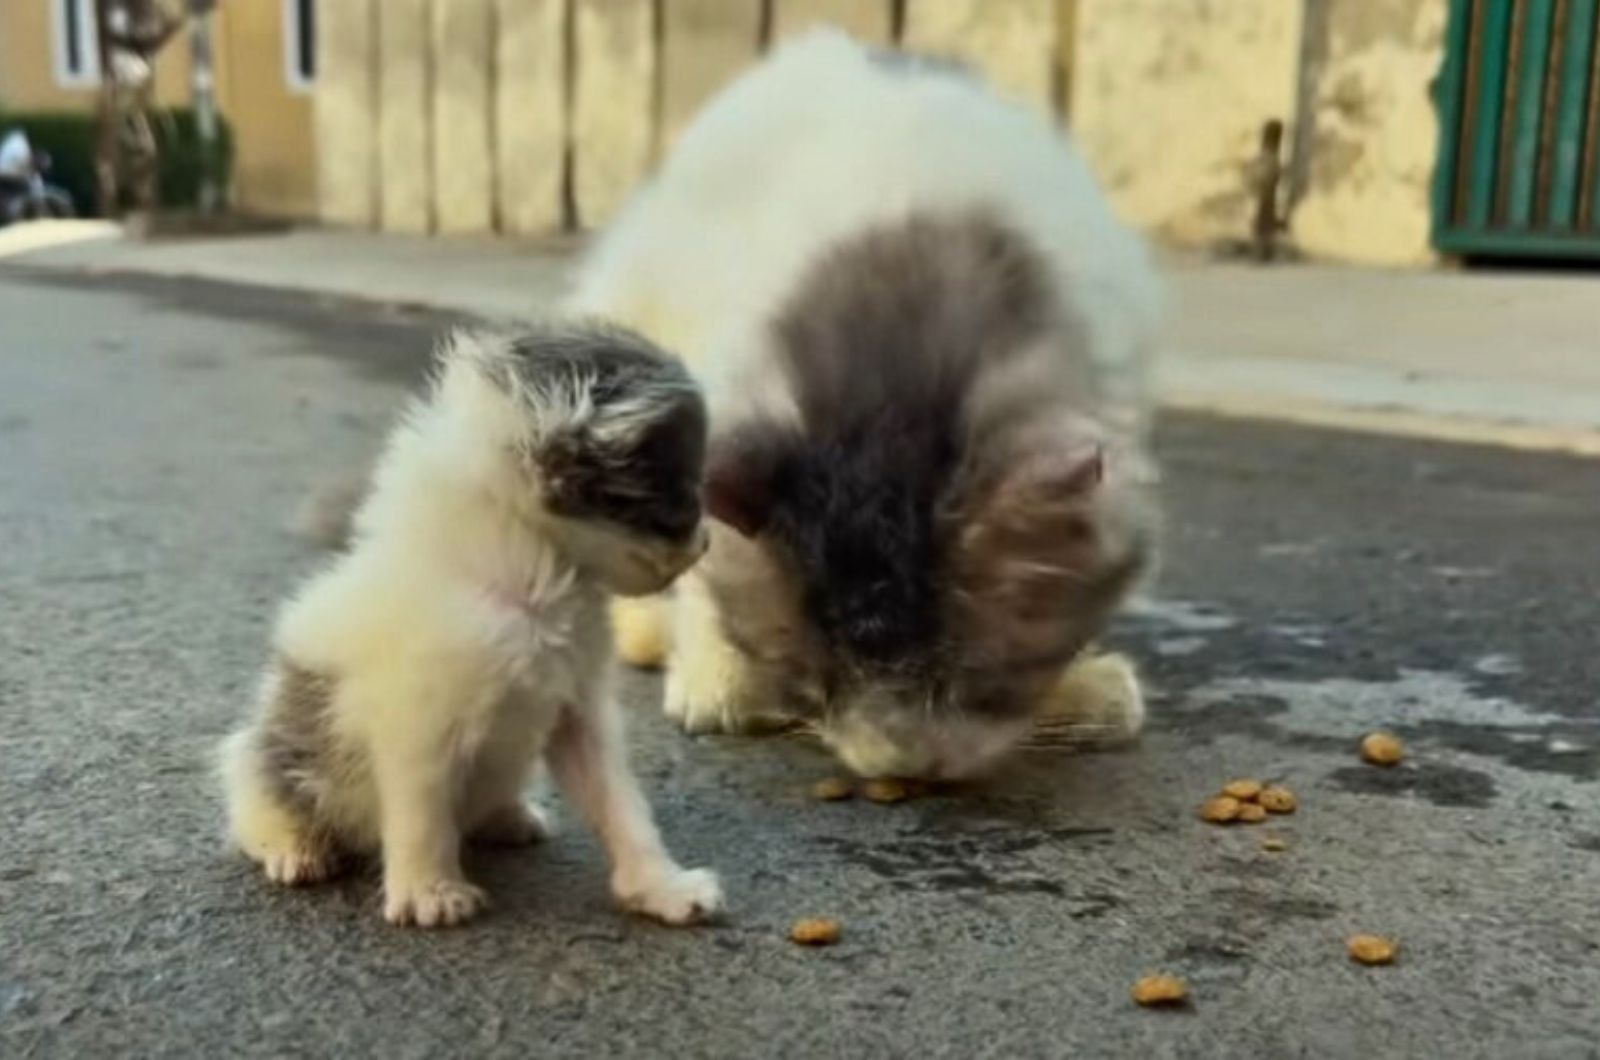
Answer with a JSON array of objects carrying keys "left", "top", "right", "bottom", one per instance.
[
  {"left": 568, "top": 30, "right": 1163, "bottom": 780},
  {"left": 222, "top": 323, "right": 723, "bottom": 927}
]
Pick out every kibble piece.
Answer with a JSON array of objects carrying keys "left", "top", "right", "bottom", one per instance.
[
  {"left": 1236, "top": 802, "right": 1268, "bottom": 823},
  {"left": 1257, "top": 785, "right": 1297, "bottom": 814},
  {"left": 790, "top": 918, "right": 842, "bottom": 946},
  {"left": 1200, "top": 796, "right": 1242, "bottom": 823},
  {"left": 811, "top": 778, "right": 855, "bottom": 801},
  {"left": 1360, "top": 732, "right": 1405, "bottom": 767},
  {"left": 1347, "top": 934, "right": 1397, "bottom": 965},
  {"left": 1131, "top": 974, "right": 1189, "bottom": 1007},
  {"left": 1222, "top": 779, "right": 1263, "bottom": 801},
  {"left": 1261, "top": 837, "right": 1288, "bottom": 852},
  {"left": 862, "top": 778, "right": 911, "bottom": 804}
]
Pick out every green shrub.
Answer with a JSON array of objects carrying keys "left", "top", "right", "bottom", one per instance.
[{"left": 0, "top": 106, "right": 234, "bottom": 215}]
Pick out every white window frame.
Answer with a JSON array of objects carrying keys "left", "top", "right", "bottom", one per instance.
[
  {"left": 51, "top": 0, "right": 102, "bottom": 88},
  {"left": 282, "top": 0, "right": 315, "bottom": 94}
]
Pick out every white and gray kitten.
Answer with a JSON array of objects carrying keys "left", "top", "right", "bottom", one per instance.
[
  {"left": 223, "top": 323, "right": 722, "bottom": 927},
  {"left": 570, "top": 30, "right": 1164, "bottom": 780}
]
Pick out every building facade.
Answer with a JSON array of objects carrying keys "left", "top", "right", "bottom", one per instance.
[
  {"left": 0, "top": 0, "right": 318, "bottom": 217},
  {"left": 4, "top": 1, "right": 1454, "bottom": 265}
]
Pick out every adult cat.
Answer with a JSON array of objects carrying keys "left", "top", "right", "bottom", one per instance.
[{"left": 571, "top": 30, "right": 1164, "bottom": 780}]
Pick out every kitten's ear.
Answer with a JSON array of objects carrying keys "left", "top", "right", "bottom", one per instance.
[{"left": 703, "top": 429, "right": 786, "bottom": 538}]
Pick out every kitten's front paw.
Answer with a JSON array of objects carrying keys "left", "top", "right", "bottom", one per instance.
[
  {"left": 615, "top": 865, "right": 724, "bottom": 926},
  {"left": 383, "top": 877, "right": 488, "bottom": 928},
  {"left": 468, "top": 801, "right": 551, "bottom": 846},
  {"left": 259, "top": 844, "right": 339, "bottom": 887}
]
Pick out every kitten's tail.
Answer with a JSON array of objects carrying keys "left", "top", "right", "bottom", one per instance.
[{"left": 287, "top": 472, "right": 368, "bottom": 551}]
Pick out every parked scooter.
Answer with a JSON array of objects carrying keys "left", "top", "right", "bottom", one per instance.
[{"left": 0, "top": 129, "right": 77, "bottom": 225}]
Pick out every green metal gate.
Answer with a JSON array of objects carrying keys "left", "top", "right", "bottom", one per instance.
[{"left": 1432, "top": 0, "right": 1600, "bottom": 258}]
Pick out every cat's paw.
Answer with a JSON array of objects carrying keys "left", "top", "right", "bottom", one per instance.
[
  {"left": 1035, "top": 651, "right": 1146, "bottom": 746},
  {"left": 258, "top": 843, "right": 340, "bottom": 887},
  {"left": 663, "top": 665, "right": 791, "bottom": 735},
  {"left": 612, "top": 596, "right": 670, "bottom": 669},
  {"left": 382, "top": 876, "right": 488, "bottom": 928},
  {"left": 615, "top": 865, "right": 724, "bottom": 926},
  {"left": 468, "top": 801, "right": 551, "bottom": 847}
]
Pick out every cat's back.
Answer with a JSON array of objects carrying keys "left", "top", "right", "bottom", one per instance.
[{"left": 570, "top": 28, "right": 1159, "bottom": 401}]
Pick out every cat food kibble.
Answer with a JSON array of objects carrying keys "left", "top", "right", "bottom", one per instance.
[
  {"left": 863, "top": 778, "right": 911, "bottom": 804},
  {"left": 1347, "top": 934, "right": 1397, "bottom": 965},
  {"left": 790, "top": 918, "right": 842, "bottom": 946},
  {"left": 811, "top": 778, "right": 855, "bottom": 801},
  {"left": 1257, "top": 785, "right": 1297, "bottom": 814},
  {"left": 1200, "top": 796, "right": 1243, "bottom": 823},
  {"left": 1261, "top": 837, "right": 1288, "bottom": 852},
  {"left": 1131, "top": 974, "right": 1189, "bottom": 1007},
  {"left": 1222, "top": 778, "right": 1263, "bottom": 800},
  {"left": 1236, "top": 802, "right": 1268, "bottom": 823},
  {"left": 1360, "top": 732, "right": 1405, "bottom": 767}
]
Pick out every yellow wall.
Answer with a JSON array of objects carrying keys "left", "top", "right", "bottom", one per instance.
[
  {"left": 0, "top": 1, "right": 315, "bottom": 217},
  {"left": 215, "top": 3, "right": 317, "bottom": 217},
  {"left": 1292, "top": 0, "right": 1448, "bottom": 266},
  {"left": 0, "top": 2, "right": 190, "bottom": 111},
  {"left": 1071, "top": 0, "right": 1304, "bottom": 245}
]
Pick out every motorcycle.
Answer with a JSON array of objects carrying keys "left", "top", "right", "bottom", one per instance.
[{"left": 0, "top": 129, "right": 77, "bottom": 226}]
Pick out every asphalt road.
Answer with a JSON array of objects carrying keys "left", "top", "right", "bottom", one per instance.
[{"left": 2, "top": 269, "right": 1597, "bottom": 1058}]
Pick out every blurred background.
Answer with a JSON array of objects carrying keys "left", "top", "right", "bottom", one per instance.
[{"left": 4, "top": 0, "right": 1597, "bottom": 267}]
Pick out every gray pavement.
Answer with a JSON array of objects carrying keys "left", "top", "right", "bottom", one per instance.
[
  {"left": 1, "top": 269, "right": 1598, "bottom": 1058},
  {"left": 8, "top": 222, "right": 1600, "bottom": 453}
]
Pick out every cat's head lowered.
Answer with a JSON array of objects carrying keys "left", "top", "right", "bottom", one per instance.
[
  {"left": 432, "top": 323, "right": 708, "bottom": 596},
  {"left": 700, "top": 213, "right": 1157, "bottom": 779}
]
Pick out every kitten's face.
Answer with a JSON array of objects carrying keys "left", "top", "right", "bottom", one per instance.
[
  {"left": 454, "top": 324, "right": 709, "bottom": 595},
  {"left": 703, "top": 421, "right": 1152, "bottom": 780}
]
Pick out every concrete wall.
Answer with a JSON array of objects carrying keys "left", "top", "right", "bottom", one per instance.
[
  {"left": 301, "top": 0, "right": 1447, "bottom": 264},
  {"left": 1071, "top": 0, "right": 1304, "bottom": 246},
  {"left": 315, "top": 0, "right": 379, "bottom": 227},
  {"left": 496, "top": 0, "right": 568, "bottom": 236},
  {"left": 1292, "top": 0, "right": 1449, "bottom": 266},
  {"left": 215, "top": 3, "right": 318, "bottom": 218},
  {"left": 1068, "top": 0, "right": 1446, "bottom": 263},
  {"left": 903, "top": 0, "right": 1058, "bottom": 113}
]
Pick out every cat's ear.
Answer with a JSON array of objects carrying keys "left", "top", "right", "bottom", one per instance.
[
  {"left": 954, "top": 434, "right": 1110, "bottom": 595},
  {"left": 703, "top": 430, "right": 785, "bottom": 538},
  {"left": 949, "top": 439, "right": 1115, "bottom": 666},
  {"left": 999, "top": 444, "right": 1104, "bottom": 503}
]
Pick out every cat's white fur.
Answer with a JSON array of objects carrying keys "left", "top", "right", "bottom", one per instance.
[
  {"left": 222, "top": 330, "right": 721, "bottom": 928},
  {"left": 569, "top": 30, "right": 1161, "bottom": 759}
]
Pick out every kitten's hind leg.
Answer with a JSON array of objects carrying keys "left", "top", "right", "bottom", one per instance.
[
  {"left": 219, "top": 731, "right": 341, "bottom": 886},
  {"left": 467, "top": 800, "right": 551, "bottom": 846},
  {"left": 1034, "top": 650, "right": 1146, "bottom": 746},
  {"left": 464, "top": 764, "right": 552, "bottom": 847},
  {"left": 663, "top": 572, "right": 792, "bottom": 734},
  {"left": 612, "top": 593, "right": 670, "bottom": 669}
]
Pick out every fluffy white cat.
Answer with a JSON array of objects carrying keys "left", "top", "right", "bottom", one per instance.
[{"left": 568, "top": 30, "right": 1164, "bottom": 780}]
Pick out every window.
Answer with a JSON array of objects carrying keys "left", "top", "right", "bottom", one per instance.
[
  {"left": 52, "top": 0, "right": 101, "bottom": 87},
  {"left": 284, "top": 0, "right": 315, "bottom": 92}
]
